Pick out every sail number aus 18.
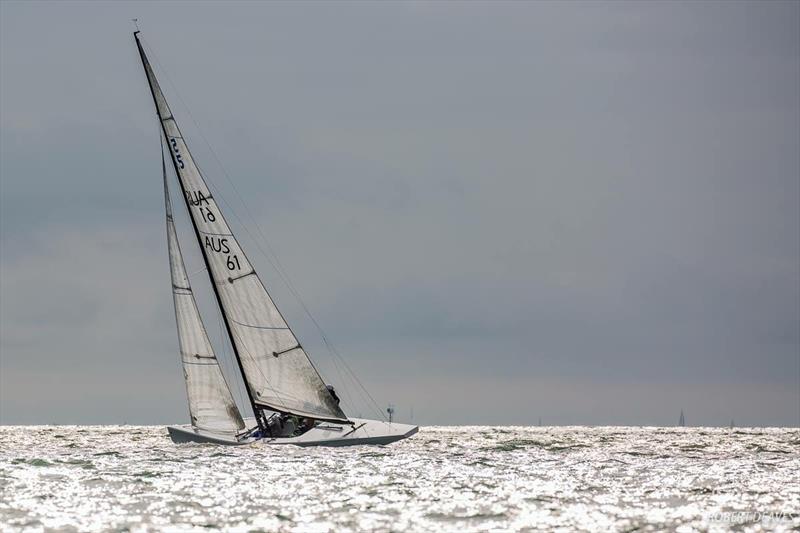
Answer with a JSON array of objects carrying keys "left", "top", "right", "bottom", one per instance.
[{"left": 185, "top": 190, "right": 216, "bottom": 222}]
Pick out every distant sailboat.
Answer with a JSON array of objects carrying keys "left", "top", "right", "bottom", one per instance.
[
  {"left": 135, "top": 31, "right": 417, "bottom": 446},
  {"left": 678, "top": 410, "right": 686, "bottom": 427},
  {"left": 730, "top": 419, "right": 735, "bottom": 429}
]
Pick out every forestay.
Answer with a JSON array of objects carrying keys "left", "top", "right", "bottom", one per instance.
[
  {"left": 162, "top": 148, "right": 245, "bottom": 435},
  {"left": 137, "top": 34, "right": 348, "bottom": 424}
]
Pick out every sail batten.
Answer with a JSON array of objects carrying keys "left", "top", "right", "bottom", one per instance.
[{"left": 137, "top": 33, "right": 348, "bottom": 424}]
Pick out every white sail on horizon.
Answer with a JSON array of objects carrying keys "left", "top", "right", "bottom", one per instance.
[
  {"left": 137, "top": 33, "right": 348, "bottom": 424},
  {"left": 163, "top": 146, "right": 245, "bottom": 435}
]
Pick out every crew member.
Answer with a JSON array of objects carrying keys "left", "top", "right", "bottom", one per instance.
[{"left": 326, "top": 384, "right": 341, "bottom": 405}]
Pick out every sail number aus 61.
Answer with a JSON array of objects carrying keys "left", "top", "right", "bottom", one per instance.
[{"left": 204, "top": 236, "right": 241, "bottom": 271}]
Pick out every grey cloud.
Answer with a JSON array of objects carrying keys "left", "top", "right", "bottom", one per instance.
[{"left": 1, "top": 1, "right": 797, "bottom": 426}]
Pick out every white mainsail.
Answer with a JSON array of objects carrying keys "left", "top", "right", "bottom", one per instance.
[
  {"left": 137, "top": 33, "right": 348, "bottom": 424},
  {"left": 163, "top": 147, "right": 245, "bottom": 434}
]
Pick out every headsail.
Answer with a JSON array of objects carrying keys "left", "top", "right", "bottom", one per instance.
[
  {"left": 136, "top": 33, "right": 348, "bottom": 424},
  {"left": 162, "top": 145, "right": 245, "bottom": 434}
]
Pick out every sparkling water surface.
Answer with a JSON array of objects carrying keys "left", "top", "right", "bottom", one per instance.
[{"left": 0, "top": 425, "right": 798, "bottom": 532}]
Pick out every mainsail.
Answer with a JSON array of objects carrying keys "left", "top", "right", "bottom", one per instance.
[
  {"left": 162, "top": 146, "right": 245, "bottom": 434},
  {"left": 136, "top": 33, "right": 348, "bottom": 424}
]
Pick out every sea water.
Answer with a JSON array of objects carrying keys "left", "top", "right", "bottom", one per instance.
[{"left": 0, "top": 425, "right": 797, "bottom": 532}]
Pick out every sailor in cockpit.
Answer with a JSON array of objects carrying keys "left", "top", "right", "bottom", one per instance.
[
  {"left": 266, "top": 413, "right": 318, "bottom": 437},
  {"left": 265, "top": 384, "right": 339, "bottom": 438},
  {"left": 266, "top": 413, "right": 295, "bottom": 437}
]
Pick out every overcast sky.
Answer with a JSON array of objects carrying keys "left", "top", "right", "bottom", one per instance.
[{"left": 1, "top": 1, "right": 798, "bottom": 427}]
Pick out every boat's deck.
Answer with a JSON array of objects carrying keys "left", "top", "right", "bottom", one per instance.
[{"left": 168, "top": 418, "right": 418, "bottom": 447}]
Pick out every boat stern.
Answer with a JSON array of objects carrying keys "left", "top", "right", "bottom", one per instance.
[{"left": 270, "top": 417, "right": 418, "bottom": 447}]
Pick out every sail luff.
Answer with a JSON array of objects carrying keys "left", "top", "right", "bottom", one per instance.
[
  {"left": 162, "top": 140, "right": 245, "bottom": 434},
  {"left": 135, "top": 32, "right": 348, "bottom": 424}
]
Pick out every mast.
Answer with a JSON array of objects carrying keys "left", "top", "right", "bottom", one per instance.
[
  {"left": 134, "top": 31, "right": 348, "bottom": 425},
  {"left": 135, "top": 32, "right": 266, "bottom": 431}
]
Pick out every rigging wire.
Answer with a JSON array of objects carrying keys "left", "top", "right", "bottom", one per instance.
[
  {"left": 195, "top": 156, "right": 387, "bottom": 422},
  {"left": 143, "top": 38, "right": 388, "bottom": 422},
  {"left": 187, "top": 266, "right": 207, "bottom": 279},
  {"left": 195, "top": 160, "right": 383, "bottom": 421}
]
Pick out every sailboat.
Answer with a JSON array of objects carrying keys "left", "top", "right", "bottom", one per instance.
[
  {"left": 678, "top": 409, "right": 686, "bottom": 427},
  {"left": 135, "top": 32, "right": 418, "bottom": 446}
]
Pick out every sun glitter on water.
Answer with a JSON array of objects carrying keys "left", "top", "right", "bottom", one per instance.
[{"left": 0, "top": 425, "right": 798, "bottom": 531}]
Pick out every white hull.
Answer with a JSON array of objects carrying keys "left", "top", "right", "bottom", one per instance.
[{"left": 167, "top": 417, "right": 418, "bottom": 447}]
